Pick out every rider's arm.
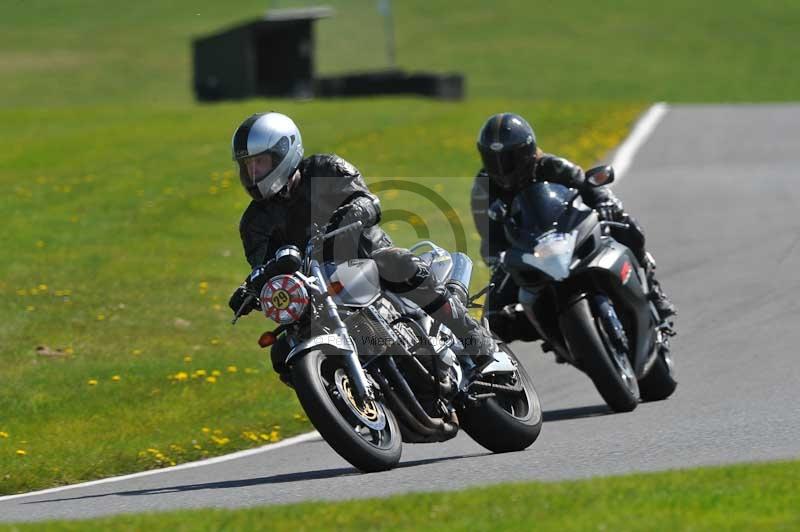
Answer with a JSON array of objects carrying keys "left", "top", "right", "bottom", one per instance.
[
  {"left": 536, "top": 154, "right": 623, "bottom": 213},
  {"left": 471, "top": 171, "right": 510, "bottom": 265},
  {"left": 305, "top": 154, "right": 382, "bottom": 228},
  {"left": 239, "top": 201, "right": 274, "bottom": 268}
]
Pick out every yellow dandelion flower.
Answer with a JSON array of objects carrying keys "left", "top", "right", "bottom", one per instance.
[
  {"left": 30, "top": 287, "right": 39, "bottom": 295},
  {"left": 193, "top": 444, "right": 203, "bottom": 450},
  {"left": 226, "top": 366, "right": 238, "bottom": 373},
  {"left": 201, "top": 427, "right": 211, "bottom": 433},
  {"left": 209, "top": 186, "right": 218, "bottom": 195},
  {"left": 199, "top": 281, "right": 208, "bottom": 290},
  {"left": 87, "top": 379, "right": 98, "bottom": 386},
  {"left": 211, "top": 369, "right": 221, "bottom": 377},
  {"left": 111, "top": 375, "right": 121, "bottom": 382},
  {"left": 26, "top": 305, "right": 35, "bottom": 312},
  {"left": 132, "top": 349, "right": 142, "bottom": 356},
  {"left": 210, "top": 338, "right": 220, "bottom": 346},
  {"left": 259, "top": 433, "right": 271, "bottom": 441},
  {"left": 96, "top": 314, "right": 106, "bottom": 321},
  {"left": 0, "top": 431, "right": 8, "bottom": 438},
  {"left": 174, "top": 371, "right": 188, "bottom": 381},
  {"left": 205, "top": 376, "right": 217, "bottom": 384},
  {"left": 212, "top": 304, "right": 222, "bottom": 311},
  {"left": 269, "top": 431, "right": 280, "bottom": 442},
  {"left": 16, "top": 289, "right": 27, "bottom": 296},
  {"left": 183, "top": 356, "right": 192, "bottom": 363},
  {"left": 64, "top": 346, "right": 74, "bottom": 354},
  {"left": 211, "top": 436, "right": 229, "bottom": 446},
  {"left": 194, "top": 369, "right": 207, "bottom": 377},
  {"left": 16, "top": 450, "right": 27, "bottom": 456}
]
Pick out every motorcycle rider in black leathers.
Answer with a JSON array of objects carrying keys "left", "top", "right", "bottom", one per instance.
[
  {"left": 227, "top": 112, "right": 496, "bottom": 380},
  {"left": 471, "top": 113, "right": 676, "bottom": 343}
]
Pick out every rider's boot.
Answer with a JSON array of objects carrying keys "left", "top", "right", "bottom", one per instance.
[
  {"left": 642, "top": 252, "right": 677, "bottom": 321},
  {"left": 429, "top": 293, "right": 498, "bottom": 370}
]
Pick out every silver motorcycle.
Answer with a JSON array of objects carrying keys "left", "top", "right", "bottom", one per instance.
[{"left": 233, "top": 221, "right": 542, "bottom": 472}]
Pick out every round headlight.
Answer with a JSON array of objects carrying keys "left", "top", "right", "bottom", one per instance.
[{"left": 260, "top": 275, "right": 309, "bottom": 324}]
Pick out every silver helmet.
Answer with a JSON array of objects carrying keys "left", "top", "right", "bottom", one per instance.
[{"left": 231, "top": 112, "right": 304, "bottom": 201}]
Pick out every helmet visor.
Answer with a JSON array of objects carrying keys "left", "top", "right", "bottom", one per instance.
[
  {"left": 237, "top": 136, "right": 291, "bottom": 200},
  {"left": 480, "top": 148, "right": 526, "bottom": 189}
]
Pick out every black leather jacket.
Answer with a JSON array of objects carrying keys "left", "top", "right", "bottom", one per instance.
[
  {"left": 239, "top": 154, "right": 392, "bottom": 268},
  {"left": 470, "top": 153, "right": 620, "bottom": 263}
]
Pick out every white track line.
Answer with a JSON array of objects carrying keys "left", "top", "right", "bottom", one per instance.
[
  {"left": 0, "top": 431, "right": 321, "bottom": 503},
  {"left": 611, "top": 102, "right": 669, "bottom": 181}
]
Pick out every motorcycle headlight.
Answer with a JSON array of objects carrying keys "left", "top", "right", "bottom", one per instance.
[
  {"left": 521, "top": 231, "right": 577, "bottom": 281},
  {"left": 260, "top": 274, "right": 309, "bottom": 324}
]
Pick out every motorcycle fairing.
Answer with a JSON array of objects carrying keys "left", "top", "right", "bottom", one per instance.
[{"left": 573, "top": 240, "right": 656, "bottom": 377}]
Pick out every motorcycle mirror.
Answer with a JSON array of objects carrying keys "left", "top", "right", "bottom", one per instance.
[
  {"left": 487, "top": 199, "right": 508, "bottom": 222},
  {"left": 585, "top": 165, "right": 615, "bottom": 187}
]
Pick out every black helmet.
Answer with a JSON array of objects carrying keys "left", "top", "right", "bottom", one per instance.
[{"left": 476, "top": 113, "right": 537, "bottom": 191}]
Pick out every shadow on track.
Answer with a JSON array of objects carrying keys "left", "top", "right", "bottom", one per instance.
[
  {"left": 24, "top": 452, "right": 488, "bottom": 505},
  {"left": 542, "top": 404, "right": 613, "bottom": 422}
]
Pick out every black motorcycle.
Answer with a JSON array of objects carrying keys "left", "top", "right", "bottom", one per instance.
[
  {"left": 233, "top": 221, "right": 542, "bottom": 472},
  {"left": 489, "top": 166, "right": 677, "bottom": 412}
]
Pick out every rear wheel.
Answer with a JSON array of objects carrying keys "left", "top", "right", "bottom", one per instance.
[
  {"left": 560, "top": 297, "right": 639, "bottom": 413},
  {"left": 460, "top": 344, "right": 543, "bottom": 453},
  {"left": 291, "top": 349, "right": 402, "bottom": 472}
]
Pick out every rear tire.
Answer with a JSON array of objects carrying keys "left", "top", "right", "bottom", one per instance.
[
  {"left": 460, "top": 344, "right": 543, "bottom": 453},
  {"left": 560, "top": 297, "right": 639, "bottom": 413},
  {"left": 292, "top": 349, "right": 402, "bottom": 472},
  {"left": 639, "top": 348, "right": 677, "bottom": 401}
]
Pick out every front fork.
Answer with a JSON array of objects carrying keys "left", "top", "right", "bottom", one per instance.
[{"left": 310, "top": 262, "right": 374, "bottom": 401}]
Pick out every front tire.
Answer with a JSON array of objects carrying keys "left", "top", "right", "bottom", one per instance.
[
  {"left": 560, "top": 297, "right": 639, "bottom": 412},
  {"left": 291, "top": 349, "right": 402, "bottom": 472},
  {"left": 460, "top": 344, "right": 543, "bottom": 453}
]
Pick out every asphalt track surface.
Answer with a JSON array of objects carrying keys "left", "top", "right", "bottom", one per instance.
[{"left": 3, "top": 104, "right": 800, "bottom": 522}]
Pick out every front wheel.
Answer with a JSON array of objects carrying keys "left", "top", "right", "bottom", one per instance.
[
  {"left": 459, "top": 344, "right": 543, "bottom": 453},
  {"left": 291, "top": 349, "right": 402, "bottom": 472},
  {"left": 560, "top": 297, "right": 639, "bottom": 412}
]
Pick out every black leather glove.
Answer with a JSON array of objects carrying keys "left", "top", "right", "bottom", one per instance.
[
  {"left": 228, "top": 285, "right": 256, "bottom": 315},
  {"left": 328, "top": 196, "right": 379, "bottom": 230},
  {"left": 228, "top": 266, "right": 269, "bottom": 315},
  {"left": 594, "top": 197, "right": 625, "bottom": 221}
]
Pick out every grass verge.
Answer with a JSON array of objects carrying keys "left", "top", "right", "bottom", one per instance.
[
  {"left": 2, "top": 0, "right": 799, "bottom": 106},
  {"left": 3, "top": 460, "right": 799, "bottom": 530}
]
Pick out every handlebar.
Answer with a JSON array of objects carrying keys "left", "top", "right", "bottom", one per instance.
[
  {"left": 600, "top": 220, "right": 631, "bottom": 230},
  {"left": 322, "top": 220, "right": 364, "bottom": 240}
]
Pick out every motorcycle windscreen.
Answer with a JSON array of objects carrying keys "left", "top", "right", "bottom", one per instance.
[
  {"left": 322, "top": 259, "right": 382, "bottom": 307},
  {"left": 507, "top": 182, "right": 579, "bottom": 249}
]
